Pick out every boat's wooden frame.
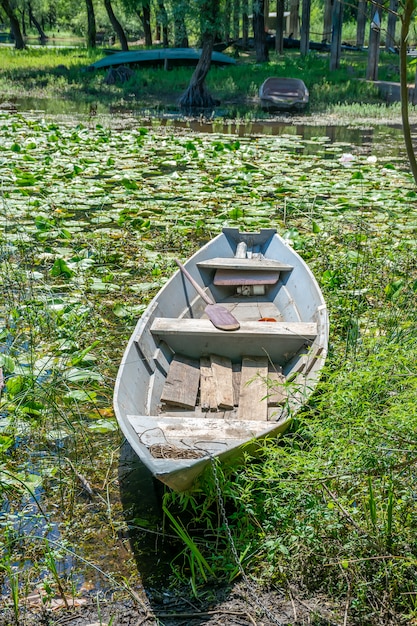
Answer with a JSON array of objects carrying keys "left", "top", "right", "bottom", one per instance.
[{"left": 113, "top": 228, "right": 328, "bottom": 491}]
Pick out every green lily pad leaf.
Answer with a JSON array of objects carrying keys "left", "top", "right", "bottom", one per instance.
[
  {"left": 87, "top": 418, "right": 118, "bottom": 433},
  {"left": 63, "top": 368, "right": 104, "bottom": 382},
  {"left": 64, "top": 390, "right": 97, "bottom": 402},
  {"left": 50, "top": 258, "right": 75, "bottom": 278}
]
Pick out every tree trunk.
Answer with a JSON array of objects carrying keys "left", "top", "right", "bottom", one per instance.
[
  {"left": 157, "top": 0, "right": 169, "bottom": 46},
  {"left": 178, "top": 0, "right": 219, "bottom": 109},
  {"left": 329, "top": 0, "right": 343, "bottom": 70},
  {"left": 242, "top": 0, "right": 249, "bottom": 46},
  {"left": 137, "top": 1, "right": 152, "bottom": 46},
  {"left": 28, "top": 2, "right": 47, "bottom": 40},
  {"left": 356, "top": 0, "right": 367, "bottom": 48},
  {"left": 1, "top": 0, "right": 25, "bottom": 48},
  {"left": 224, "top": 0, "right": 231, "bottom": 42},
  {"left": 233, "top": 0, "right": 240, "bottom": 39},
  {"left": 173, "top": 1, "right": 188, "bottom": 47},
  {"left": 289, "top": 0, "right": 299, "bottom": 38},
  {"left": 252, "top": 0, "right": 269, "bottom": 62},
  {"left": 275, "top": 0, "right": 285, "bottom": 54},
  {"left": 300, "top": 0, "right": 310, "bottom": 55},
  {"left": 104, "top": 0, "right": 128, "bottom": 50},
  {"left": 386, "top": 0, "right": 398, "bottom": 51},
  {"left": 366, "top": 1, "right": 382, "bottom": 80},
  {"left": 400, "top": 0, "right": 417, "bottom": 185},
  {"left": 323, "top": 0, "right": 333, "bottom": 43},
  {"left": 85, "top": 0, "right": 96, "bottom": 48}
]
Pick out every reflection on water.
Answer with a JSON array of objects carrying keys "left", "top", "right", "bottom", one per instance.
[
  {"left": 0, "top": 95, "right": 405, "bottom": 157},
  {"left": 118, "top": 440, "right": 176, "bottom": 587}
]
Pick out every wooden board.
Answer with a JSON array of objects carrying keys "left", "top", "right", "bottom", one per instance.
[
  {"left": 214, "top": 268, "right": 279, "bottom": 286},
  {"left": 160, "top": 355, "right": 200, "bottom": 409},
  {"left": 151, "top": 318, "right": 317, "bottom": 339},
  {"left": 197, "top": 257, "right": 293, "bottom": 271},
  {"left": 237, "top": 356, "right": 269, "bottom": 421},
  {"left": 267, "top": 365, "right": 287, "bottom": 406},
  {"left": 200, "top": 356, "right": 217, "bottom": 412},
  {"left": 211, "top": 354, "right": 234, "bottom": 410}
]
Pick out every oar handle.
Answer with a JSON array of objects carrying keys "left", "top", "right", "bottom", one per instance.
[{"left": 175, "top": 259, "right": 214, "bottom": 305}]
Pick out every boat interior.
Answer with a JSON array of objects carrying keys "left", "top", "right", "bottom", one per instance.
[{"left": 136, "top": 234, "right": 325, "bottom": 428}]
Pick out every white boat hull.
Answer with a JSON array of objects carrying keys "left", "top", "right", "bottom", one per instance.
[{"left": 113, "top": 228, "right": 328, "bottom": 491}]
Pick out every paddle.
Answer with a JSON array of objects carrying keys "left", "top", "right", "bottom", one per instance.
[{"left": 175, "top": 259, "right": 240, "bottom": 331}]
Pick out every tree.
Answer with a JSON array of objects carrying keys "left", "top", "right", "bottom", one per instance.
[
  {"left": 386, "top": 0, "right": 398, "bottom": 50},
  {"left": 137, "top": 0, "right": 152, "bottom": 46},
  {"left": 85, "top": 0, "right": 96, "bottom": 47},
  {"left": 329, "top": 0, "right": 342, "bottom": 70},
  {"left": 275, "top": 0, "right": 285, "bottom": 54},
  {"left": 252, "top": 0, "right": 268, "bottom": 62},
  {"left": 173, "top": 1, "right": 188, "bottom": 47},
  {"left": 300, "top": 0, "right": 311, "bottom": 55},
  {"left": 156, "top": 0, "right": 169, "bottom": 46},
  {"left": 1, "top": 0, "right": 25, "bottom": 48},
  {"left": 178, "top": 0, "right": 220, "bottom": 109},
  {"left": 356, "top": 0, "right": 367, "bottom": 47},
  {"left": 242, "top": 0, "right": 249, "bottom": 46},
  {"left": 104, "top": 0, "right": 129, "bottom": 50},
  {"left": 366, "top": 0, "right": 382, "bottom": 80},
  {"left": 28, "top": 1, "right": 48, "bottom": 41},
  {"left": 399, "top": 0, "right": 417, "bottom": 184}
]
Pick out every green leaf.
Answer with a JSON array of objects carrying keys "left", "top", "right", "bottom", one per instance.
[
  {"left": 0, "top": 355, "right": 15, "bottom": 373},
  {"left": 50, "top": 258, "right": 75, "bottom": 278}
]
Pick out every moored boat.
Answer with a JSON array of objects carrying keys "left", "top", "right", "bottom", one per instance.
[
  {"left": 113, "top": 228, "right": 328, "bottom": 491},
  {"left": 87, "top": 48, "right": 236, "bottom": 71},
  {"left": 259, "top": 77, "right": 309, "bottom": 112}
]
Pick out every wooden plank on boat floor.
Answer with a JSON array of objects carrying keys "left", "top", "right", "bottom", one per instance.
[
  {"left": 200, "top": 356, "right": 217, "bottom": 412},
  {"left": 211, "top": 354, "right": 234, "bottom": 410},
  {"left": 267, "top": 365, "right": 287, "bottom": 406},
  {"left": 232, "top": 362, "right": 241, "bottom": 407},
  {"left": 160, "top": 354, "right": 200, "bottom": 409},
  {"left": 237, "top": 356, "right": 268, "bottom": 421}
]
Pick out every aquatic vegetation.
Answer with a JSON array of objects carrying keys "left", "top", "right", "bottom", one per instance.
[{"left": 0, "top": 110, "right": 416, "bottom": 623}]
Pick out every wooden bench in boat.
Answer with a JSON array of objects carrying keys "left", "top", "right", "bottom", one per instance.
[
  {"left": 151, "top": 318, "right": 317, "bottom": 339},
  {"left": 151, "top": 318, "right": 317, "bottom": 364},
  {"left": 197, "top": 256, "right": 293, "bottom": 287}
]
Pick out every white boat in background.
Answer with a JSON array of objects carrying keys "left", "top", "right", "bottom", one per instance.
[
  {"left": 113, "top": 228, "right": 328, "bottom": 491},
  {"left": 259, "top": 77, "right": 309, "bottom": 112}
]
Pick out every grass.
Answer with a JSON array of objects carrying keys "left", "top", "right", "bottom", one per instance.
[{"left": 0, "top": 44, "right": 411, "bottom": 116}]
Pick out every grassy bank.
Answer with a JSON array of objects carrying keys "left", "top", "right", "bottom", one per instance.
[{"left": 0, "top": 45, "right": 410, "bottom": 119}]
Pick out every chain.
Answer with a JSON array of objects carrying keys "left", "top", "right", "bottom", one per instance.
[{"left": 210, "top": 456, "right": 284, "bottom": 626}]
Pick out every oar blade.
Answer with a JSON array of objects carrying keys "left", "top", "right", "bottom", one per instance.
[{"left": 205, "top": 304, "right": 240, "bottom": 331}]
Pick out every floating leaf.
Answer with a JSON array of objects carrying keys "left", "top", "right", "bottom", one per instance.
[{"left": 50, "top": 258, "right": 75, "bottom": 278}]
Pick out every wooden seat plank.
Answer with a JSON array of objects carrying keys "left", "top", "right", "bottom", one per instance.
[
  {"left": 197, "top": 257, "right": 293, "bottom": 271},
  {"left": 160, "top": 354, "right": 200, "bottom": 409},
  {"left": 151, "top": 318, "right": 317, "bottom": 339},
  {"left": 237, "top": 356, "right": 269, "bottom": 421},
  {"left": 214, "top": 268, "right": 280, "bottom": 286}
]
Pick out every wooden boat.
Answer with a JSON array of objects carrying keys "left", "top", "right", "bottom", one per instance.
[
  {"left": 87, "top": 48, "right": 236, "bottom": 71},
  {"left": 113, "top": 228, "right": 328, "bottom": 491},
  {"left": 259, "top": 77, "right": 309, "bottom": 112}
]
